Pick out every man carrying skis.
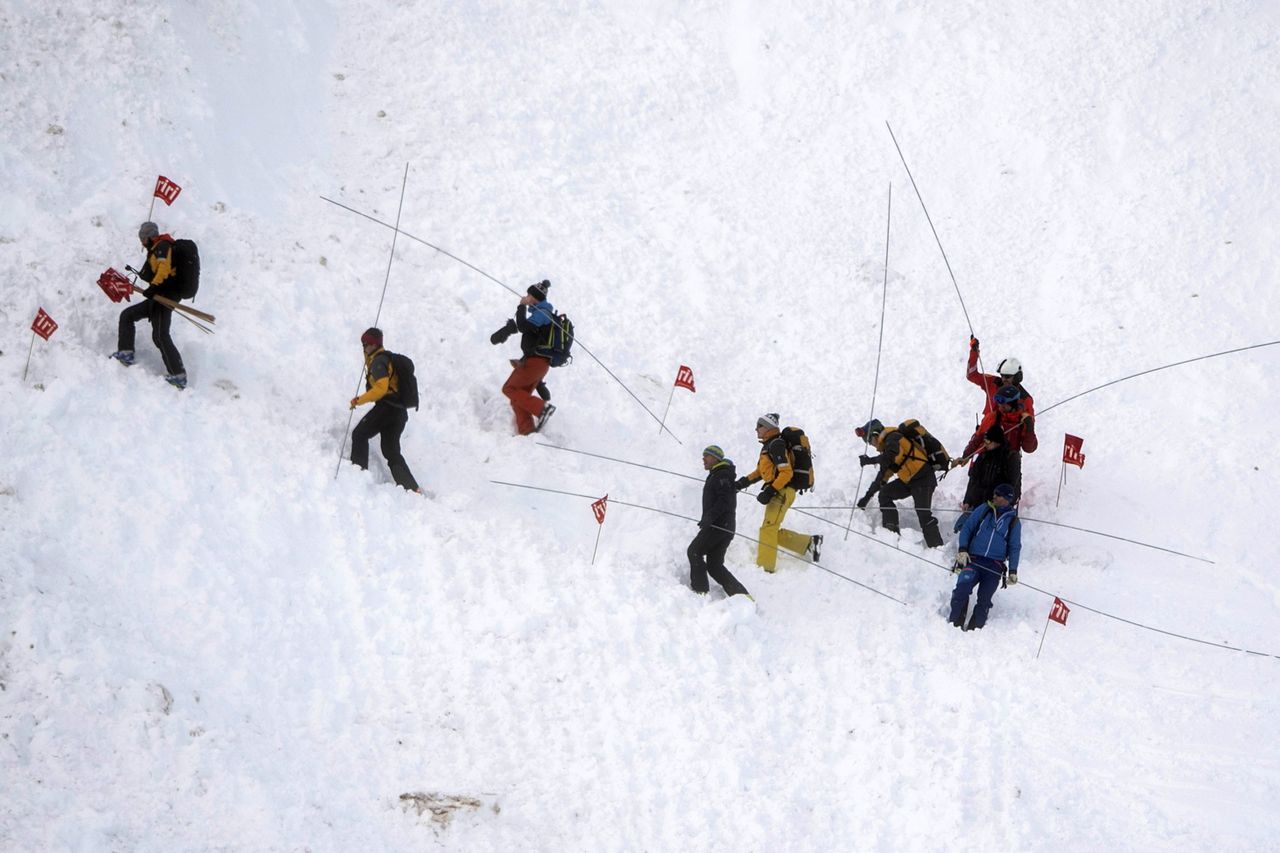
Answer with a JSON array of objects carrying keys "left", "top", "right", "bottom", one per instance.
[
  {"left": 111, "top": 221, "right": 196, "bottom": 388},
  {"left": 735, "top": 413, "right": 822, "bottom": 572},
  {"left": 688, "top": 445, "right": 750, "bottom": 598},
  {"left": 348, "top": 327, "right": 421, "bottom": 493},
  {"left": 490, "top": 280, "right": 557, "bottom": 435},
  {"left": 856, "top": 418, "right": 945, "bottom": 548},
  {"left": 949, "top": 483, "right": 1021, "bottom": 630}
]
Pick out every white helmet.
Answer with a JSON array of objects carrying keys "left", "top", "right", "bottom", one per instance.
[{"left": 997, "top": 357, "right": 1022, "bottom": 378}]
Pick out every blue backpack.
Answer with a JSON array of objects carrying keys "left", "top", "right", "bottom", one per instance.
[{"left": 535, "top": 312, "right": 575, "bottom": 367}]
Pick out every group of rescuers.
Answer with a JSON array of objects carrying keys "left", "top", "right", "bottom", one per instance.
[
  {"left": 690, "top": 335, "right": 1033, "bottom": 631},
  {"left": 110, "top": 232, "right": 1028, "bottom": 630}
]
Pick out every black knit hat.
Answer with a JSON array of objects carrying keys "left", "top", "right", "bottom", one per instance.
[{"left": 527, "top": 280, "right": 550, "bottom": 301}]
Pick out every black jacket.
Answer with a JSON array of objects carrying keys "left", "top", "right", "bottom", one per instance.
[
  {"left": 700, "top": 461, "right": 737, "bottom": 533},
  {"left": 491, "top": 301, "right": 556, "bottom": 359}
]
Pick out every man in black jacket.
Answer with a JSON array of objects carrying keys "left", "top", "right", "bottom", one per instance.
[
  {"left": 688, "top": 445, "right": 750, "bottom": 598},
  {"left": 112, "top": 221, "right": 193, "bottom": 388}
]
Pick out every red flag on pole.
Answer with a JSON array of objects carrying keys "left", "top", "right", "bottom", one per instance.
[
  {"left": 591, "top": 494, "right": 608, "bottom": 525},
  {"left": 153, "top": 175, "right": 182, "bottom": 206},
  {"left": 96, "top": 268, "right": 134, "bottom": 303},
  {"left": 1063, "top": 434, "right": 1086, "bottom": 468},
  {"left": 1049, "top": 597, "right": 1071, "bottom": 626},
  {"left": 31, "top": 307, "right": 58, "bottom": 340},
  {"left": 674, "top": 365, "right": 696, "bottom": 392}
]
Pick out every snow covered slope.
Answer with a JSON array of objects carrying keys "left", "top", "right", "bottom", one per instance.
[{"left": 2, "top": 1, "right": 1278, "bottom": 849}]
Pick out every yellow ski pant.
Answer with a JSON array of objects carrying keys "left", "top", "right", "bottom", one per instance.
[{"left": 757, "top": 487, "right": 810, "bottom": 572}]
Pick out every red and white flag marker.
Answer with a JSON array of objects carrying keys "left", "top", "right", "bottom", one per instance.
[
  {"left": 1036, "top": 596, "right": 1071, "bottom": 659},
  {"left": 149, "top": 174, "right": 182, "bottom": 219},
  {"left": 590, "top": 494, "right": 609, "bottom": 565},
  {"left": 96, "top": 268, "right": 134, "bottom": 303},
  {"left": 24, "top": 307, "right": 58, "bottom": 380},
  {"left": 658, "top": 364, "right": 696, "bottom": 434},
  {"left": 1056, "top": 433, "right": 1086, "bottom": 506}
]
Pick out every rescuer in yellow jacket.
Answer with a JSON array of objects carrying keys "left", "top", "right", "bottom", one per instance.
[
  {"left": 348, "top": 327, "right": 421, "bottom": 493},
  {"left": 735, "top": 413, "right": 823, "bottom": 572},
  {"left": 855, "top": 418, "right": 944, "bottom": 548}
]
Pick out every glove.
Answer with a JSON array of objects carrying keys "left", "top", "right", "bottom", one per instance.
[
  {"left": 969, "top": 335, "right": 979, "bottom": 352},
  {"left": 1021, "top": 413, "right": 1035, "bottom": 431},
  {"left": 858, "top": 454, "right": 875, "bottom": 467},
  {"left": 349, "top": 397, "right": 359, "bottom": 410},
  {"left": 535, "top": 381, "right": 551, "bottom": 402},
  {"left": 953, "top": 551, "right": 969, "bottom": 572},
  {"left": 757, "top": 485, "right": 777, "bottom": 505},
  {"left": 489, "top": 320, "right": 516, "bottom": 345},
  {"left": 856, "top": 495, "right": 870, "bottom": 509},
  {"left": 1006, "top": 572, "right": 1018, "bottom": 586},
  {"left": 950, "top": 457, "right": 967, "bottom": 470},
  {"left": 734, "top": 477, "right": 751, "bottom": 491}
]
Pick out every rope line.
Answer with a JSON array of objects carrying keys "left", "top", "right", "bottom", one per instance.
[
  {"left": 535, "top": 443, "right": 1279, "bottom": 659},
  {"left": 1038, "top": 339, "right": 1280, "bottom": 417},
  {"left": 490, "top": 480, "right": 907, "bottom": 605},
  {"left": 321, "top": 194, "right": 681, "bottom": 442},
  {"left": 885, "top": 121, "right": 975, "bottom": 335}
]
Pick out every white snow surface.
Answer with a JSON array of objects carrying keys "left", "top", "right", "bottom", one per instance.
[{"left": 2, "top": 1, "right": 1279, "bottom": 850}]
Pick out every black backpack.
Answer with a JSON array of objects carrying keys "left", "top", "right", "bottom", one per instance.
[
  {"left": 534, "top": 313, "right": 574, "bottom": 367},
  {"left": 387, "top": 352, "right": 419, "bottom": 410},
  {"left": 780, "top": 426, "right": 815, "bottom": 492},
  {"left": 898, "top": 419, "right": 950, "bottom": 471},
  {"left": 171, "top": 238, "right": 200, "bottom": 300}
]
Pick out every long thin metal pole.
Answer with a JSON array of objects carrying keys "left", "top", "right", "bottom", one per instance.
[
  {"left": 1035, "top": 611, "right": 1052, "bottom": 659},
  {"left": 885, "top": 121, "right": 976, "bottom": 335},
  {"left": 847, "top": 182, "right": 892, "bottom": 540},
  {"left": 800, "top": 504, "right": 1213, "bottom": 564},
  {"left": 335, "top": 164, "right": 410, "bottom": 480},
  {"left": 321, "top": 194, "right": 682, "bottom": 444},
  {"left": 22, "top": 331, "right": 35, "bottom": 381},
  {"left": 1038, "top": 340, "right": 1280, "bottom": 418},
  {"left": 492, "top": 479, "right": 907, "bottom": 605}
]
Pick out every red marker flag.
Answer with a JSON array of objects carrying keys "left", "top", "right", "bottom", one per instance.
[
  {"left": 153, "top": 175, "right": 182, "bottom": 206},
  {"left": 674, "top": 364, "right": 696, "bottom": 392},
  {"left": 1063, "top": 434, "right": 1086, "bottom": 468},
  {"left": 31, "top": 307, "right": 58, "bottom": 340},
  {"left": 1049, "top": 597, "right": 1071, "bottom": 626},
  {"left": 97, "top": 268, "right": 133, "bottom": 303},
  {"left": 591, "top": 494, "right": 609, "bottom": 525}
]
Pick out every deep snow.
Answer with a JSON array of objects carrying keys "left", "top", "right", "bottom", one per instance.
[{"left": 2, "top": 1, "right": 1278, "bottom": 850}]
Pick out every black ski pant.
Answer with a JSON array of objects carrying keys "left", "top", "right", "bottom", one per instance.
[
  {"left": 351, "top": 402, "right": 420, "bottom": 491},
  {"left": 118, "top": 299, "right": 185, "bottom": 375},
  {"left": 878, "top": 471, "right": 944, "bottom": 547},
  {"left": 688, "top": 528, "right": 749, "bottom": 596}
]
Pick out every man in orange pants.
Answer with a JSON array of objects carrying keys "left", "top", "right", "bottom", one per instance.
[{"left": 490, "top": 280, "right": 557, "bottom": 435}]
